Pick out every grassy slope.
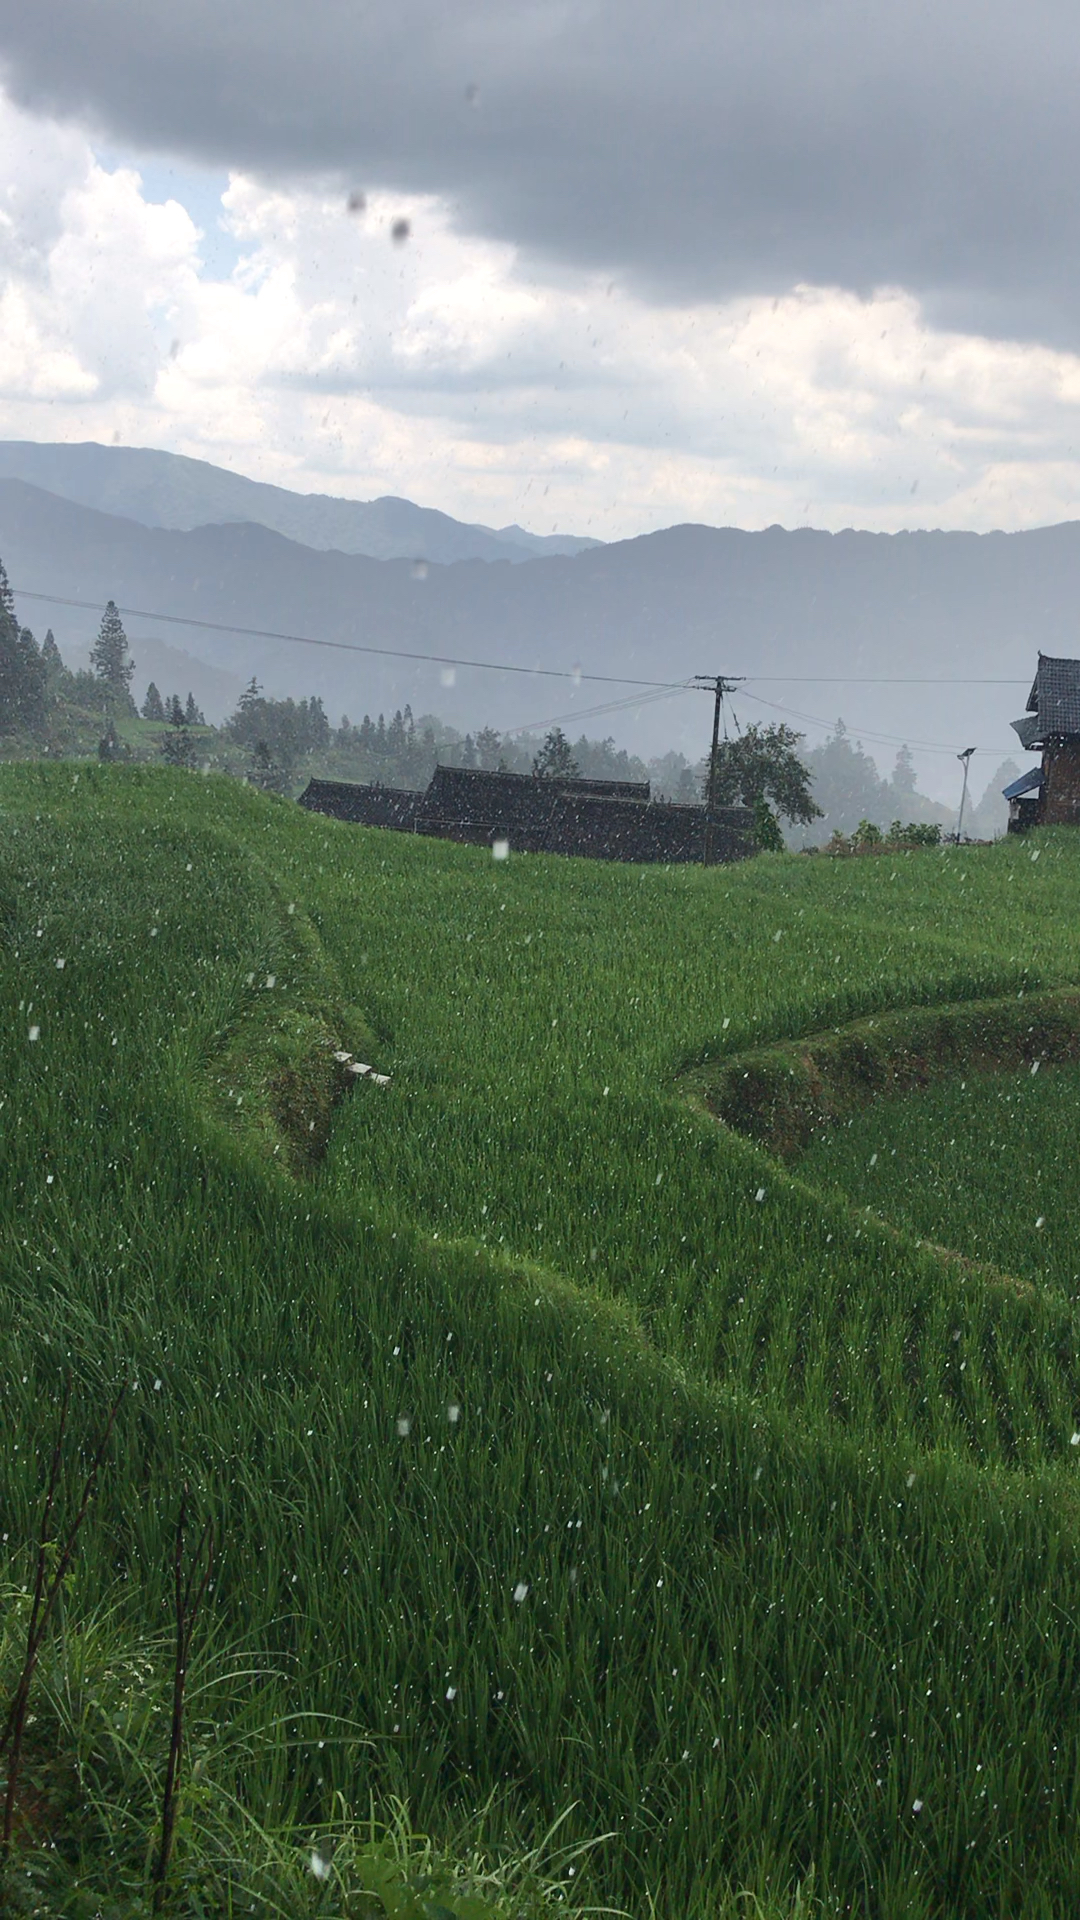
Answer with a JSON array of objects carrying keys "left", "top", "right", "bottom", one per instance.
[{"left": 5, "top": 767, "right": 1080, "bottom": 1914}]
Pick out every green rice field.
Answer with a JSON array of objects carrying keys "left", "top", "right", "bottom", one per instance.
[
  {"left": 797, "top": 1063, "right": 1080, "bottom": 1292},
  {"left": 5, "top": 764, "right": 1080, "bottom": 1915}
]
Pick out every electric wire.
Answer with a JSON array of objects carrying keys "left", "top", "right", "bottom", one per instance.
[
  {"left": 12, "top": 583, "right": 1034, "bottom": 691},
  {"left": 9, "top": 585, "right": 682, "bottom": 692}
]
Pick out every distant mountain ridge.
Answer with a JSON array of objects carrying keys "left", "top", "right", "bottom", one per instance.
[
  {"left": 0, "top": 440, "right": 600, "bottom": 566},
  {"left": 0, "top": 475, "right": 1071, "bottom": 786}
]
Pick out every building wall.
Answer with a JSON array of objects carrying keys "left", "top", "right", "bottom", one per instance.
[{"left": 1041, "top": 744, "right": 1080, "bottom": 824}]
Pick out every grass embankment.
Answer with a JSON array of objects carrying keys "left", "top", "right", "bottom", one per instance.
[{"left": 5, "top": 768, "right": 1080, "bottom": 1914}]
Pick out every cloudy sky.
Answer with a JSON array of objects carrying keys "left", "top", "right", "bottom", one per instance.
[{"left": 1, "top": 0, "right": 1080, "bottom": 540}]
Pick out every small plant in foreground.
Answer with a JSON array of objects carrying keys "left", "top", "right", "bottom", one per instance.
[
  {"left": 152, "top": 1489, "right": 213, "bottom": 1912},
  {"left": 0, "top": 1379, "right": 124, "bottom": 1862}
]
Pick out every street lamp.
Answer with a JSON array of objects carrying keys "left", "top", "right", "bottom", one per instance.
[{"left": 955, "top": 747, "right": 976, "bottom": 844}]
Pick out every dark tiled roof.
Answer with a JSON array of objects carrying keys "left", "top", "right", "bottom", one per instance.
[
  {"left": 297, "top": 769, "right": 754, "bottom": 864},
  {"left": 1011, "top": 713, "right": 1043, "bottom": 751},
  {"left": 1021, "top": 654, "right": 1080, "bottom": 742},
  {"left": 298, "top": 779, "right": 420, "bottom": 827},
  {"left": 426, "top": 764, "right": 651, "bottom": 804}
]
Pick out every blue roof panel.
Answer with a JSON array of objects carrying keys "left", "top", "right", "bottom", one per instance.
[{"left": 1002, "top": 767, "right": 1044, "bottom": 800}]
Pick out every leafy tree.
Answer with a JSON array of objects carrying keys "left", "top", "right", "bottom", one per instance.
[
  {"left": 142, "top": 683, "right": 165, "bottom": 722},
  {"left": 90, "top": 601, "right": 136, "bottom": 712},
  {"left": 751, "top": 797, "right": 786, "bottom": 852},
  {"left": 474, "top": 726, "right": 503, "bottom": 771},
  {"left": 532, "top": 727, "right": 580, "bottom": 780},
  {"left": 888, "top": 820, "right": 941, "bottom": 847},
  {"left": 707, "top": 723, "right": 821, "bottom": 825}
]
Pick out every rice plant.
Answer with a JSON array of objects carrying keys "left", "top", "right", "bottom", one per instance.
[{"left": 4, "top": 765, "right": 1080, "bottom": 1913}]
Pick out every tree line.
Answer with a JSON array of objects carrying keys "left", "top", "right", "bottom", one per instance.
[{"left": 2, "top": 559, "right": 995, "bottom": 834}]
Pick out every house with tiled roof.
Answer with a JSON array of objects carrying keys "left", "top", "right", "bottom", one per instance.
[
  {"left": 1009, "top": 654, "right": 1080, "bottom": 826},
  {"left": 299, "top": 764, "right": 756, "bottom": 864}
]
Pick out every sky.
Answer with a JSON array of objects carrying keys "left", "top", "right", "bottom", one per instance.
[{"left": 2, "top": 0, "right": 1080, "bottom": 546}]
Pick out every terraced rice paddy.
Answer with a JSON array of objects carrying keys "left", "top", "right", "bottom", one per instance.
[
  {"left": 797, "top": 1063, "right": 1080, "bottom": 1293},
  {"left": 4, "top": 764, "right": 1080, "bottom": 1915}
]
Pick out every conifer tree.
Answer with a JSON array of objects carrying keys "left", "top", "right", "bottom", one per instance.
[
  {"left": 532, "top": 726, "right": 579, "bottom": 780},
  {"left": 41, "top": 629, "right": 65, "bottom": 689},
  {"left": 0, "top": 558, "right": 22, "bottom": 732},
  {"left": 98, "top": 720, "right": 129, "bottom": 762},
  {"left": 15, "top": 629, "right": 47, "bottom": 732},
  {"left": 160, "top": 694, "right": 197, "bottom": 768},
  {"left": 90, "top": 601, "right": 135, "bottom": 712},
  {"left": 0, "top": 561, "right": 50, "bottom": 734},
  {"left": 142, "top": 682, "right": 165, "bottom": 722}
]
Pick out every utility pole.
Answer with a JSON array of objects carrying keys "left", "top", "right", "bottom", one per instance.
[
  {"left": 955, "top": 746, "right": 976, "bottom": 844},
  {"left": 693, "top": 675, "right": 742, "bottom": 864}
]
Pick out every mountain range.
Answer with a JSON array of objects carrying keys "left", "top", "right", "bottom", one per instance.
[
  {"left": 0, "top": 440, "right": 1071, "bottom": 792},
  {"left": 0, "top": 441, "right": 599, "bottom": 566}
]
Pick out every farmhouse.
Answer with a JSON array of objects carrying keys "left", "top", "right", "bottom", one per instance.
[
  {"left": 299, "top": 763, "right": 756, "bottom": 864},
  {"left": 1009, "top": 653, "right": 1080, "bottom": 826}
]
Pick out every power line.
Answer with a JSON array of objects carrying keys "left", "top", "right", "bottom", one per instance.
[
  {"left": 12, "top": 583, "right": 1037, "bottom": 692},
  {"left": 742, "top": 674, "right": 1029, "bottom": 686},
  {"left": 9, "top": 585, "right": 683, "bottom": 693},
  {"left": 736, "top": 686, "right": 1017, "bottom": 757},
  {"left": 503, "top": 682, "right": 689, "bottom": 740}
]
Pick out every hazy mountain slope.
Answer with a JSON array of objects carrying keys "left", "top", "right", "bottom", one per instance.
[
  {"left": 0, "top": 477, "right": 1068, "bottom": 763},
  {"left": 0, "top": 440, "right": 599, "bottom": 564}
]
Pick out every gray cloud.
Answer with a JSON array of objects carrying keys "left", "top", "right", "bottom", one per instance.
[{"left": 1, "top": 0, "right": 1079, "bottom": 343}]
